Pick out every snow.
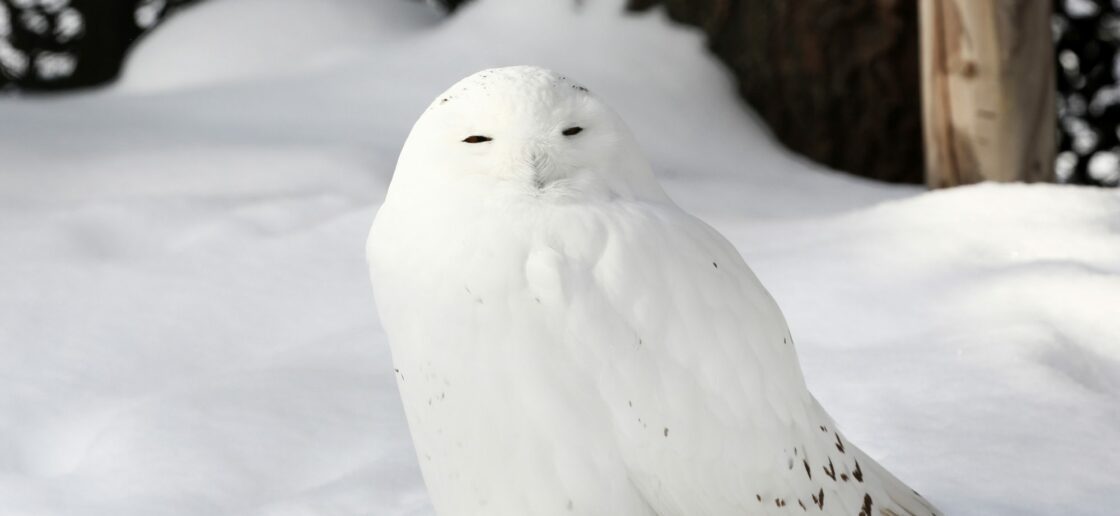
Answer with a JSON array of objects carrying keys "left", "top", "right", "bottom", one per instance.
[
  {"left": 119, "top": 0, "right": 443, "bottom": 93},
  {"left": 1, "top": 0, "right": 1117, "bottom": 515}
]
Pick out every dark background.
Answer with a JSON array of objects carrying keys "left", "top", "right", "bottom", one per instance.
[
  {"left": 1053, "top": 0, "right": 1120, "bottom": 185},
  {"left": 0, "top": 0, "right": 202, "bottom": 91},
  {"left": 3, "top": 0, "right": 1115, "bottom": 187}
]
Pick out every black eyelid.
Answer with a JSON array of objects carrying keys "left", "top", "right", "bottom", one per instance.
[
  {"left": 463, "top": 135, "right": 492, "bottom": 143},
  {"left": 562, "top": 126, "right": 583, "bottom": 136}
]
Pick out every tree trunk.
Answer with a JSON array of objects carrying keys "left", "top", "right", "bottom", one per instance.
[
  {"left": 920, "top": 0, "right": 1056, "bottom": 187},
  {"left": 630, "top": 0, "right": 924, "bottom": 184}
]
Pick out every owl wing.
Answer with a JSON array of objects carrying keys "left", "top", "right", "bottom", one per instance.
[{"left": 538, "top": 201, "right": 939, "bottom": 516}]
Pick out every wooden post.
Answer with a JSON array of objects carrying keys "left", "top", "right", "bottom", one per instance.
[{"left": 920, "top": 0, "right": 1056, "bottom": 188}]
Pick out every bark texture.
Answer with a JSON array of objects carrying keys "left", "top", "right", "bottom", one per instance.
[{"left": 629, "top": 0, "right": 924, "bottom": 183}]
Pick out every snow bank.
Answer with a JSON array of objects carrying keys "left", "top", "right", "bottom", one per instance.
[
  {"left": 1, "top": 0, "right": 1118, "bottom": 515},
  {"left": 118, "top": 0, "right": 442, "bottom": 93}
]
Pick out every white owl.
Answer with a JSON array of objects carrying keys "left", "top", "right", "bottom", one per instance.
[{"left": 367, "top": 66, "right": 940, "bottom": 516}]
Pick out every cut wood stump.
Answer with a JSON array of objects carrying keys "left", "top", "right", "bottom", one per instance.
[{"left": 920, "top": 0, "right": 1056, "bottom": 188}]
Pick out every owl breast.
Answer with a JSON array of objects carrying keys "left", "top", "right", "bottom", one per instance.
[{"left": 368, "top": 201, "right": 658, "bottom": 516}]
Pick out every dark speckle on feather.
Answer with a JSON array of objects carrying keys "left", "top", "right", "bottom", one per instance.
[
  {"left": 823, "top": 458, "right": 836, "bottom": 480},
  {"left": 859, "top": 494, "right": 873, "bottom": 516}
]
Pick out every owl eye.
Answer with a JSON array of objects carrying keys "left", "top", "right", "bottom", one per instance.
[
  {"left": 462, "top": 135, "right": 492, "bottom": 144},
  {"left": 562, "top": 126, "right": 583, "bottom": 136}
]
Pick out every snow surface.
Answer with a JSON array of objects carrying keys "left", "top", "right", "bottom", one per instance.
[{"left": 1, "top": 1, "right": 1118, "bottom": 515}]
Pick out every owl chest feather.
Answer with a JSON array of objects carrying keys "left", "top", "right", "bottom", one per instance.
[{"left": 369, "top": 201, "right": 659, "bottom": 516}]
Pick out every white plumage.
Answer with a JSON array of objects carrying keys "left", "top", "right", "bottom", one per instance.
[{"left": 367, "top": 66, "right": 940, "bottom": 516}]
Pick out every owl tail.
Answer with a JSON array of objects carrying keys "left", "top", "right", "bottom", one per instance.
[{"left": 857, "top": 448, "right": 942, "bottom": 516}]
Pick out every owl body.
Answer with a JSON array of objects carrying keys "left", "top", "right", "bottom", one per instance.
[
  {"left": 371, "top": 197, "right": 655, "bottom": 516},
  {"left": 368, "top": 67, "right": 939, "bottom": 516}
]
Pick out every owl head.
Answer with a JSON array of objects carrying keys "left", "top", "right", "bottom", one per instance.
[{"left": 389, "top": 66, "right": 667, "bottom": 205}]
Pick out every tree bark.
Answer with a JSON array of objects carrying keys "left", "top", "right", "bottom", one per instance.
[
  {"left": 630, "top": 0, "right": 924, "bottom": 184},
  {"left": 920, "top": 0, "right": 1056, "bottom": 187}
]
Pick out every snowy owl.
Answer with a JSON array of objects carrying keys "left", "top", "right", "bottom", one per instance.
[{"left": 367, "top": 66, "right": 940, "bottom": 516}]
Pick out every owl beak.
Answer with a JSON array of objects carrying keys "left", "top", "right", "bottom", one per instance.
[{"left": 530, "top": 152, "right": 550, "bottom": 189}]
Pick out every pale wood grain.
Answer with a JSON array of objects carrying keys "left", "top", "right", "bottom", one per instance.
[{"left": 921, "top": 0, "right": 1056, "bottom": 187}]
